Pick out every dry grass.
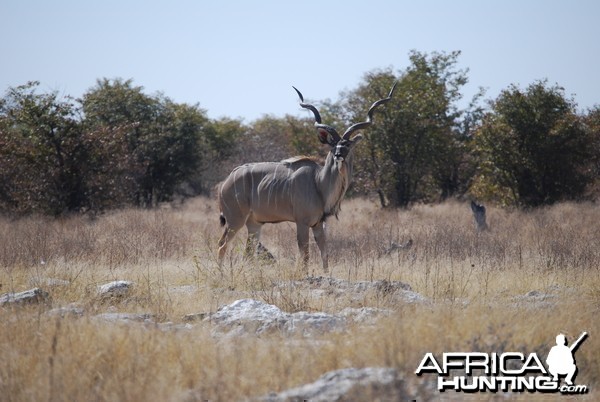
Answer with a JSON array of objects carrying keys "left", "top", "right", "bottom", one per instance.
[{"left": 1, "top": 197, "right": 599, "bottom": 401}]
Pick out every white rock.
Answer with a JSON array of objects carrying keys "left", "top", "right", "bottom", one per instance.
[
  {"left": 258, "top": 367, "right": 408, "bottom": 401},
  {"left": 97, "top": 281, "right": 133, "bottom": 297},
  {"left": 0, "top": 288, "right": 49, "bottom": 306},
  {"left": 207, "top": 299, "right": 291, "bottom": 335},
  {"left": 206, "top": 299, "right": 347, "bottom": 336}
]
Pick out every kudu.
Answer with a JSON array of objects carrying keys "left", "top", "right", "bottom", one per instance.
[{"left": 217, "top": 83, "right": 396, "bottom": 272}]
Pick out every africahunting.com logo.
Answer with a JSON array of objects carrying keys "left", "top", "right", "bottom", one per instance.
[{"left": 415, "top": 332, "right": 589, "bottom": 395}]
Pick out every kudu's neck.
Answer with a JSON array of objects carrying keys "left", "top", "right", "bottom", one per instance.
[{"left": 316, "top": 150, "right": 354, "bottom": 219}]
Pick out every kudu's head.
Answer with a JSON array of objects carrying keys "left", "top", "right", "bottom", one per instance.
[{"left": 293, "top": 83, "right": 397, "bottom": 161}]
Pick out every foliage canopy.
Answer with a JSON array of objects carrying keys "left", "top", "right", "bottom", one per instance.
[
  {"left": 472, "top": 80, "right": 594, "bottom": 207},
  {"left": 1, "top": 54, "right": 598, "bottom": 215}
]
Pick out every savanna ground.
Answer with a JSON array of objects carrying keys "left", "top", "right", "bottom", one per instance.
[{"left": 0, "top": 197, "right": 599, "bottom": 401}]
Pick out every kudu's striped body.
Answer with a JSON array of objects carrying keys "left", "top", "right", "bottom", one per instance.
[{"left": 218, "top": 84, "right": 396, "bottom": 272}]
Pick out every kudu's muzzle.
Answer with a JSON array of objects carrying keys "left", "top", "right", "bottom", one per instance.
[{"left": 334, "top": 141, "right": 351, "bottom": 161}]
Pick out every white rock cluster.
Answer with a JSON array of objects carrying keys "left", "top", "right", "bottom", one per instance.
[{"left": 205, "top": 298, "right": 388, "bottom": 337}]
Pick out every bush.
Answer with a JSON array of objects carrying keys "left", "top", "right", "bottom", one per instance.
[{"left": 473, "top": 81, "right": 594, "bottom": 207}]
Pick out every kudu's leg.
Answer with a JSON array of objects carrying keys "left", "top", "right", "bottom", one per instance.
[
  {"left": 218, "top": 226, "right": 239, "bottom": 266},
  {"left": 218, "top": 213, "right": 246, "bottom": 266},
  {"left": 245, "top": 220, "right": 261, "bottom": 259},
  {"left": 312, "top": 222, "right": 328, "bottom": 274},
  {"left": 245, "top": 218, "right": 275, "bottom": 262},
  {"left": 296, "top": 223, "right": 310, "bottom": 274}
]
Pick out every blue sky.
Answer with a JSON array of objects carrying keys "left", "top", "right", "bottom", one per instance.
[{"left": 1, "top": 0, "right": 599, "bottom": 121}]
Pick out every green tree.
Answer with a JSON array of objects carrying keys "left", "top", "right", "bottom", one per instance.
[
  {"left": 186, "top": 117, "right": 244, "bottom": 194},
  {"left": 81, "top": 78, "right": 206, "bottom": 205},
  {"left": 473, "top": 80, "right": 593, "bottom": 206},
  {"left": 230, "top": 115, "right": 323, "bottom": 167},
  {"left": 240, "top": 116, "right": 296, "bottom": 163},
  {"left": 579, "top": 106, "right": 600, "bottom": 199},
  {"left": 0, "top": 81, "right": 142, "bottom": 214},
  {"left": 344, "top": 51, "right": 478, "bottom": 207},
  {"left": 0, "top": 82, "right": 87, "bottom": 214}
]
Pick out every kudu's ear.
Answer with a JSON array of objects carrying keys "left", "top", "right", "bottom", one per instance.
[
  {"left": 317, "top": 128, "right": 329, "bottom": 144},
  {"left": 350, "top": 133, "right": 364, "bottom": 145},
  {"left": 318, "top": 127, "right": 339, "bottom": 147}
]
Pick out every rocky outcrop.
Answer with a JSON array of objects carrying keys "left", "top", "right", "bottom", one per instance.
[
  {"left": 205, "top": 299, "right": 390, "bottom": 337},
  {"left": 206, "top": 299, "right": 343, "bottom": 336},
  {"left": 0, "top": 287, "right": 49, "bottom": 306},
  {"left": 258, "top": 367, "right": 409, "bottom": 401},
  {"left": 97, "top": 280, "right": 134, "bottom": 298}
]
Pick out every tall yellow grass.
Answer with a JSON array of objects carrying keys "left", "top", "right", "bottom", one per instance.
[{"left": 1, "top": 197, "right": 598, "bottom": 401}]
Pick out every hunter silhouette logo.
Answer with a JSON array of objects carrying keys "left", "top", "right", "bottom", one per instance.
[
  {"left": 415, "top": 331, "right": 589, "bottom": 395},
  {"left": 546, "top": 332, "right": 588, "bottom": 386}
]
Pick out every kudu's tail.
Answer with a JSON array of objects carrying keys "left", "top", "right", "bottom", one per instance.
[{"left": 216, "top": 181, "right": 226, "bottom": 227}]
